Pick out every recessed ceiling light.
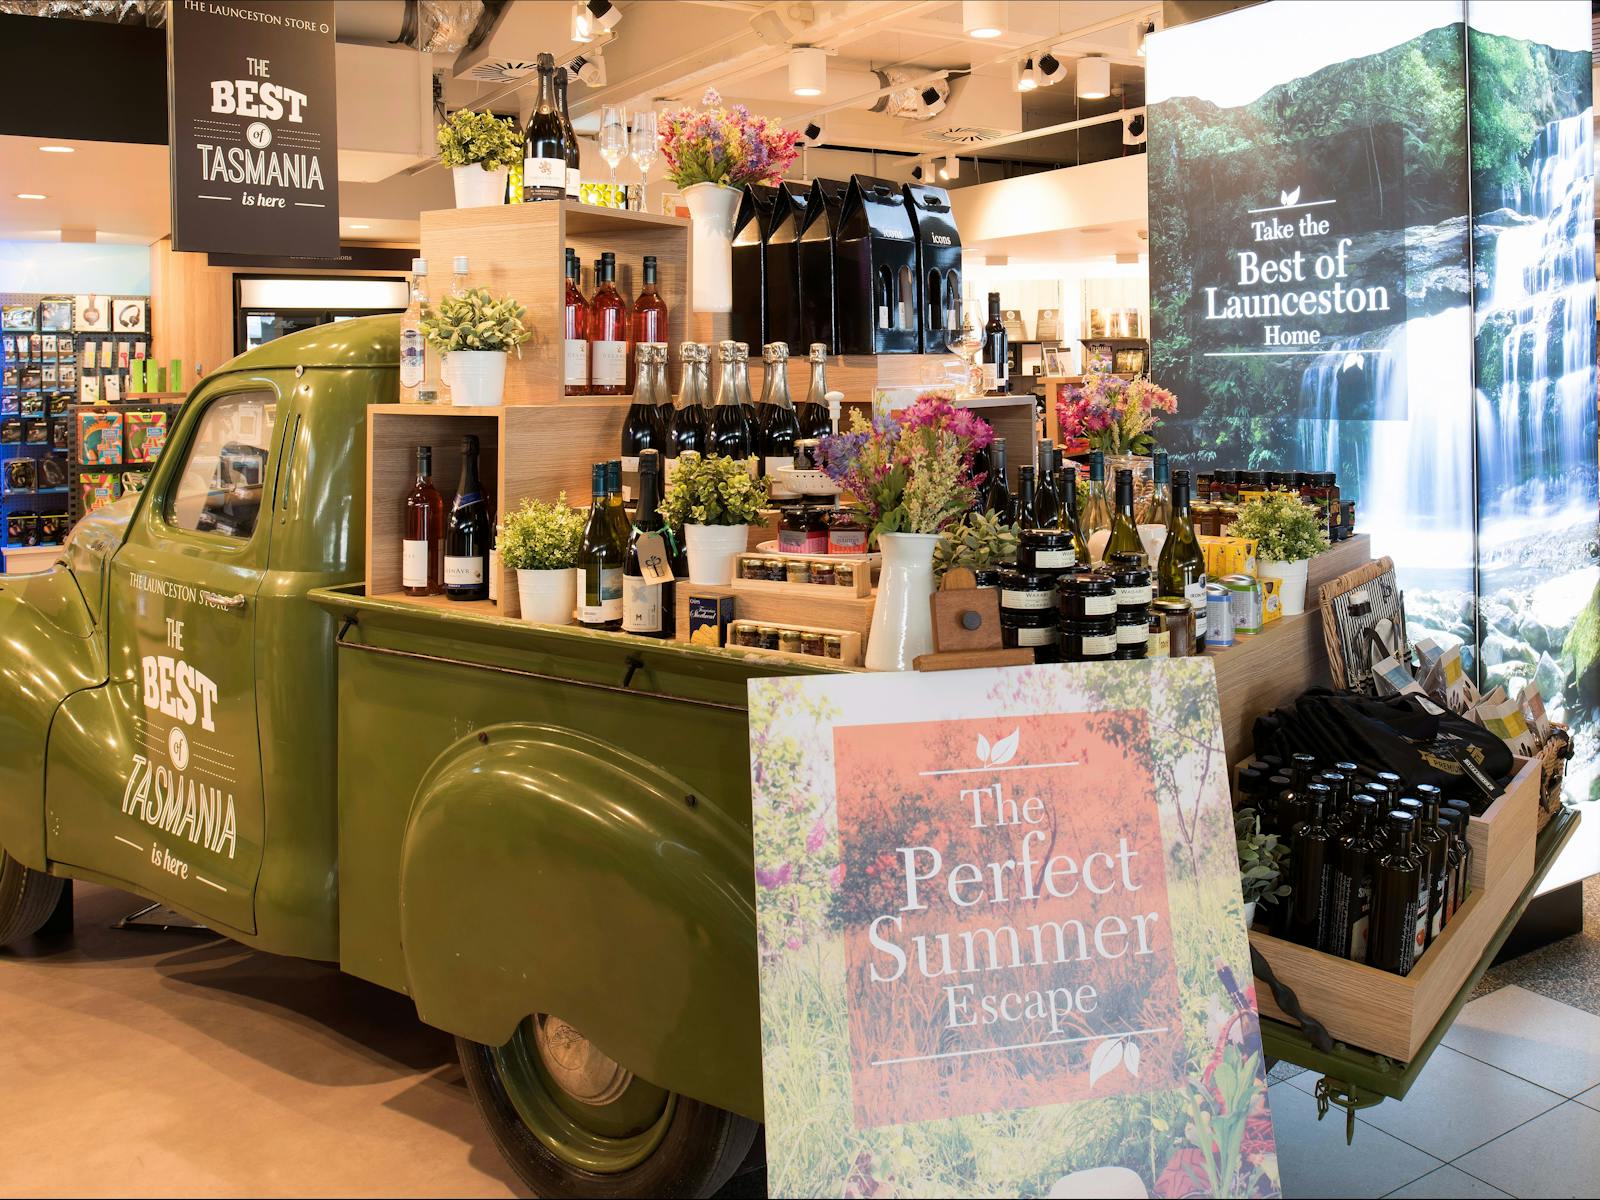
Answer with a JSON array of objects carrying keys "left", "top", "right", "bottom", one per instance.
[
  {"left": 349, "top": 223, "right": 370, "bottom": 229},
  {"left": 16, "top": 193, "right": 46, "bottom": 200},
  {"left": 789, "top": 46, "right": 826, "bottom": 97},
  {"left": 39, "top": 145, "right": 74, "bottom": 154},
  {"left": 963, "top": 0, "right": 1005, "bottom": 38}
]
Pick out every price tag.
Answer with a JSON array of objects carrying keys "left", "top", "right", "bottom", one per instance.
[{"left": 636, "top": 532, "right": 675, "bottom": 584}]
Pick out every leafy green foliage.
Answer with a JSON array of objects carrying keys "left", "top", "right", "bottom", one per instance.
[
  {"left": 498, "top": 493, "right": 585, "bottom": 571},
  {"left": 1234, "top": 809, "right": 1289, "bottom": 907},
  {"left": 658, "top": 453, "right": 768, "bottom": 527},
  {"left": 933, "top": 509, "right": 1020, "bottom": 576},
  {"left": 1228, "top": 492, "right": 1329, "bottom": 562},
  {"left": 419, "top": 287, "right": 529, "bottom": 354},
  {"left": 435, "top": 108, "right": 522, "bottom": 170}
]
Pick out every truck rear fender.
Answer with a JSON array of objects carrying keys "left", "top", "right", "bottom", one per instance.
[{"left": 398, "top": 723, "right": 763, "bottom": 1120}]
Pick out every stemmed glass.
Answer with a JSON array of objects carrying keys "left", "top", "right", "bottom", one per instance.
[
  {"left": 598, "top": 105, "right": 627, "bottom": 206},
  {"left": 628, "top": 109, "right": 658, "bottom": 212},
  {"left": 948, "top": 300, "right": 985, "bottom": 395}
]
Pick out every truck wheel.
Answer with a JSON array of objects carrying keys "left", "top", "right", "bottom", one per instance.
[
  {"left": 0, "top": 848, "right": 66, "bottom": 947},
  {"left": 458, "top": 1015, "right": 758, "bottom": 1198}
]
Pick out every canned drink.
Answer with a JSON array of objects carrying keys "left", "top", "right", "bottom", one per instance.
[
  {"left": 1206, "top": 582, "right": 1235, "bottom": 647},
  {"left": 1220, "top": 573, "right": 1263, "bottom": 636}
]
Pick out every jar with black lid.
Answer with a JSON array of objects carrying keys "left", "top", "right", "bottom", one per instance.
[
  {"left": 999, "top": 566, "right": 1058, "bottom": 615},
  {"left": 1058, "top": 569, "right": 1116, "bottom": 621},
  {"left": 1002, "top": 609, "right": 1060, "bottom": 661},
  {"left": 1115, "top": 608, "right": 1150, "bottom": 655},
  {"left": 1060, "top": 615, "right": 1116, "bottom": 661},
  {"left": 1018, "top": 528, "right": 1076, "bottom": 573},
  {"left": 1107, "top": 560, "right": 1153, "bottom": 613},
  {"left": 973, "top": 566, "right": 1002, "bottom": 589}
]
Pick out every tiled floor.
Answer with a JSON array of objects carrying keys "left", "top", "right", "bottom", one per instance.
[{"left": 1269, "top": 984, "right": 1600, "bottom": 1198}]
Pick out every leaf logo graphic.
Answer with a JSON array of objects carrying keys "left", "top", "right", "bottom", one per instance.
[
  {"left": 1341, "top": 352, "right": 1365, "bottom": 372},
  {"left": 1280, "top": 186, "right": 1301, "bottom": 207},
  {"left": 976, "top": 728, "right": 1020, "bottom": 765},
  {"left": 1088, "top": 1036, "right": 1141, "bottom": 1087}
]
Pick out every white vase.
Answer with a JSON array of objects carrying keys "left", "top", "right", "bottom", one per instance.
[
  {"left": 1243, "top": 900, "right": 1258, "bottom": 929},
  {"left": 684, "top": 522, "right": 749, "bottom": 584},
  {"left": 452, "top": 163, "right": 509, "bottom": 208},
  {"left": 865, "top": 532, "right": 942, "bottom": 672},
  {"left": 517, "top": 567, "right": 577, "bottom": 624},
  {"left": 682, "top": 181, "right": 742, "bottom": 313},
  {"left": 444, "top": 350, "right": 507, "bottom": 407},
  {"left": 1259, "top": 556, "right": 1311, "bottom": 616}
]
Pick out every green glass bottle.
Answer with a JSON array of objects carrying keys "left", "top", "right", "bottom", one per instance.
[
  {"left": 578, "top": 462, "right": 624, "bottom": 629},
  {"left": 1157, "top": 468, "right": 1208, "bottom": 649},
  {"left": 1082, "top": 449, "right": 1113, "bottom": 537},
  {"left": 1104, "top": 468, "right": 1144, "bottom": 563},
  {"left": 605, "top": 458, "right": 630, "bottom": 550}
]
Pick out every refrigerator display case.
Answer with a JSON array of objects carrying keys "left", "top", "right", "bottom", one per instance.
[{"left": 234, "top": 275, "right": 408, "bottom": 354}]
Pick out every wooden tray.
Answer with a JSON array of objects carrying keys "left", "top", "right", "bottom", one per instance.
[
  {"left": 726, "top": 624, "right": 863, "bottom": 668},
  {"left": 733, "top": 568, "right": 872, "bottom": 599},
  {"left": 1467, "top": 755, "right": 1538, "bottom": 891}
]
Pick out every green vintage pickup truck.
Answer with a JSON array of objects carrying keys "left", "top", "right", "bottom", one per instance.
[{"left": 0, "top": 316, "right": 814, "bottom": 1198}]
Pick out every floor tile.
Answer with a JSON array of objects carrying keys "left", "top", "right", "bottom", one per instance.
[
  {"left": 1383, "top": 1165, "right": 1511, "bottom": 1198},
  {"left": 1454, "top": 1101, "right": 1600, "bottom": 1198},
  {"left": 1355, "top": 1045, "right": 1563, "bottom": 1160},
  {"left": 1266, "top": 1081, "right": 1441, "bottom": 1199},
  {"left": 1441, "top": 985, "right": 1600, "bottom": 1096},
  {"left": 1269, "top": 1060, "right": 1308, "bottom": 1086},
  {"left": 1576, "top": 1084, "right": 1600, "bottom": 1111}
]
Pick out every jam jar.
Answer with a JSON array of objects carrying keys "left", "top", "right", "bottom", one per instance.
[
  {"left": 1018, "top": 528, "right": 1076, "bottom": 573},
  {"left": 1115, "top": 608, "right": 1150, "bottom": 656},
  {"left": 999, "top": 566, "right": 1057, "bottom": 616},
  {"left": 1060, "top": 615, "right": 1116, "bottom": 662},
  {"left": 826, "top": 509, "right": 869, "bottom": 555},
  {"left": 1107, "top": 561, "right": 1153, "bottom": 614},
  {"left": 780, "top": 505, "right": 827, "bottom": 555},
  {"left": 1002, "top": 610, "right": 1060, "bottom": 663},
  {"left": 1058, "top": 569, "right": 1116, "bottom": 621}
]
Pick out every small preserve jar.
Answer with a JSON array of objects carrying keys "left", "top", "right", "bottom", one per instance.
[
  {"left": 999, "top": 566, "right": 1058, "bottom": 616},
  {"left": 1058, "top": 569, "right": 1116, "bottom": 621},
  {"left": 1018, "top": 528, "right": 1076, "bottom": 573},
  {"left": 1060, "top": 615, "right": 1117, "bottom": 662},
  {"left": 826, "top": 509, "right": 869, "bottom": 555}
]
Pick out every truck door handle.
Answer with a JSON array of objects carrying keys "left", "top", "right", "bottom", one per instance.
[{"left": 202, "top": 591, "right": 248, "bottom": 611}]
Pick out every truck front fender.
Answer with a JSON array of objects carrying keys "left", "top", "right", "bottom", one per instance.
[
  {"left": 0, "top": 567, "right": 106, "bottom": 867},
  {"left": 398, "top": 723, "right": 762, "bottom": 1120}
]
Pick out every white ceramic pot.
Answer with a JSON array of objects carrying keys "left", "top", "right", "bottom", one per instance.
[
  {"left": 517, "top": 567, "right": 577, "bottom": 624},
  {"left": 682, "top": 181, "right": 742, "bottom": 313},
  {"left": 684, "top": 522, "right": 749, "bottom": 585},
  {"left": 444, "top": 350, "right": 508, "bottom": 407},
  {"left": 1243, "top": 899, "right": 1258, "bottom": 929},
  {"left": 452, "top": 163, "right": 509, "bottom": 208},
  {"left": 1260, "top": 556, "right": 1311, "bottom": 616},
  {"left": 864, "top": 532, "right": 941, "bottom": 672}
]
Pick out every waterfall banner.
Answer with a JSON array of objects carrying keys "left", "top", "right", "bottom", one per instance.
[{"left": 1148, "top": 0, "right": 1599, "bottom": 811}]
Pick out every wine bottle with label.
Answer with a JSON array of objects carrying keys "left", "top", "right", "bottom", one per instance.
[
  {"left": 578, "top": 462, "right": 623, "bottom": 629},
  {"left": 554, "top": 62, "right": 580, "bottom": 199},
  {"left": 983, "top": 436, "right": 1013, "bottom": 520},
  {"left": 1104, "top": 469, "right": 1144, "bottom": 563},
  {"left": 1369, "top": 810, "right": 1423, "bottom": 975},
  {"left": 401, "top": 444, "right": 444, "bottom": 595},
  {"left": 646, "top": 343, "right": 672, "bottom": 427},
  {"left": 1082, "top": 450, "right": 1112, "bottom": 542},
  {"left": 1325, "top": 795, "right": 1381, "bottom": 959},
  {"left": 761, "top": 343, "right": 800, "bottom": 496},
  {"left": 588, "top": 253, "right": 629, "bottom": 396},
  {"left": 1139, "top": 449, "right": 1171, "bottom": 526},
  {"left": 605, "top": 459, "right": 630, "bottom": 549},
  {"left": 711, "top": 340, "right": 754, "bottom": 467},
  {"left": 622, "top": 449, "right": 675, "bottom": 638},
  {"left": 981, "top": 291, "right": 1008, "bottom": 394},
  {"left": 1288, "top": 793, "right": 1332, "bottom": 949},
  {"left": 733, "top": 342, "right": 757, "bottom": 429},
  {"left": 1030, "top": 440, "right": 1060, "bottom": 529},
  {"left": 630, "top": 256, "right": 668, "bottom": 391},
  {"left": 399, "top": 258, "right": 430, "bottom": 404},
  {"left": 444, "top": 434, "right": 491, "bottom": 602},
  {"left": 1058, "top": 458, "right": 1090, "bottom": 566},
  {"left": 666, "top": 343, "right": 707, "bottom": 486},
  {"left": 621, "top": 343, "right": 665, "bottom": 479},
  {"left": 796, "top": 343, "right": 832, "bottom": 440},
  {"left": 563, "top": 248, "right": 589, "bottom": 397},
  {"left": 522, "top": 54, "right": 568, "bottom": 201},
  {"left": 1158, "top": 469, "right": 1208, "bottom": 649},
  {"left": 1015, "top": 464, "right": 1037, "bottom": 530}
]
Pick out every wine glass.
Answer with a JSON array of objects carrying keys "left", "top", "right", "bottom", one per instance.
[
  {"left": 629, "top": 109, "right": 658, "bottom": 212},
  {"left": 948, "top": 301, "right": 985, "bottom": 395},
  {"left": 598, "top": 105, "right": 627, "bottom": 203}
]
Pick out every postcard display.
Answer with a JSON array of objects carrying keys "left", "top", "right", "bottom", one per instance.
[
  {"left": 748, "top": 661, "right": 1280, "bottom": 1198},
  {"left": 1147, "top": 2, "right": 1600, "bottom": 821}
]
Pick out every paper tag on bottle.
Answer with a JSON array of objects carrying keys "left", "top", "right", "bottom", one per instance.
[
  {"left": 635, "top": 532, "right": 674, "bottom": 584},
  {"left": 621, "top": 455, "right": 640, "bottom": 475}
]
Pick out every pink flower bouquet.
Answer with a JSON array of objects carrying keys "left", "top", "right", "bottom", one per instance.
[
  {"left": 659, "top": 88, "right": 801, "bottom": 190},
  {"left": 1056, "top": 375, "right": 1178, "bottom": 455}
]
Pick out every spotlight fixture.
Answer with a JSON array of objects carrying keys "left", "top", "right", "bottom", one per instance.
[
  {"left": 939, "top": 155, "right": 960, "bottom": 181},
  {"left": 1015, "top": 57, "right": 1037, "bottom": 93},
  {"left": 802, "top": 121, "right": 824, "bottom": 143},
  {"left": 962, "top": 0, "right": 1005, "bottom": 39},
  {"left": 571, "top": 1, "right": 593, "bottom": 43},
  {"left": 1123, "top": 112, "right": 1147, "bottom": 146},
  {"left": 586, "top": 0, "right": 621, "bottom": 32},
  {"left": 789, "top": 45, "right": 826, "bottom": 97},
  {"left": 1077, "top": 55, "right": 1110, "bottom": 100},
  {"left": 1038, "top": 52, "right": 1063, "bottom": 83},
  {"left": 38, "top": 145, "right": 74, "bottom": 154},
  {"left": 570, "top": 52, "right": 606, "bottom": 86},
  {"left": 1137, "top": 17, "right": 1156, "bottom": 57}
]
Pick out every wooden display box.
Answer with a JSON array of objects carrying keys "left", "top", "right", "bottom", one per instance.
[
  {"left": 1250, "top": 799, "right": 1535, "bottom": 1062},
  {"left": 730, "top": 624, "right": 863, "bottom": 668},
  {"left": 674, "top": 581, "right": 876, "bottom": 647},
  {"left": 735, "top": 559, "right": 873, "bottom": 598},
  {"left": 1467, "top": 755, "right": 1539, "bottom": 891}
]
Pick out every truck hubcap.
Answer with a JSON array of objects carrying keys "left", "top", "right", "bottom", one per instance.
[{"left": 491, "top": 1015, "right": 674, "bottom": 1173}]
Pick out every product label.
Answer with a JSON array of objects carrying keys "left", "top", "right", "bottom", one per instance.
[
  {"left": 566, "top": 166, "right": 580, "bottom": 198},
  {"left": 592, "top": 340, "right": 626, "bottom": 386},
  {"left": 401, "top": 539, "right": 429, "bottom": 588},
  {"left": 1147, "top": 630, "right": 1171, "bottom": 657},
  {"left": 443, "top": 555, "right": 483, "bottom": 586},
  {"left": 400, "top": 327, "right": 424, "bottom": 389},
  {"left": 1184, "top": 579, "right": 1209, "bottom": 638},
  {"left": 634, "top": 532, "right": 674, "bottom": 584},
  {"left": 621, "top": 575, "right": 663, "bottom": 633},
  {"left": 1115, "top": 584, "right": 1153, "bottom": 608},
  {"left": 621, "top": 455, "right": 640, "bottom": 475},
  {"left": 1033, "top": 548, "right": 1075, "bottom": 569},
  {"left": 1001, "top": 588, "right": 1054, "bottom": 611},
  {"left": 1414, "top": 881, "right": 1430, "bottom": 955},
  {"left": 1115, "top": 621, "right": 1147, "bottom": 645},
  {"left": 1081, "top": 632, "right": 1116, "bottom": 656},
  {"left": 828, "top": 530, "right": 869, "bottom": 555},
  {"left": 524, "top": 154, "right": 565, "bottom": 195},
  {"left": 1081, "top": 593, "right": 1116, "bottom": 617},
  {"left": 564, "top": 339, "right": 588, "bottom": 387},
  {"left": 1350, "top": 881, "right": 1372, "bottom": 961},
  {"left": 1015, "top": 625, "right": 1057, "bottom": 647},
  {"left": 877, "top": 304, "right": 890, "bottom": 329},
  {"left": 764, "top": 455, "right": 793, "bottom": 477},
  {"left": 579, "top": 566, "right": 623, "bottom": 622}
]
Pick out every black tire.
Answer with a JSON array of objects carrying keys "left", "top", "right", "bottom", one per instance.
[
  {"left": 0, "top": 847, "right": 66, "bottom": 947},
  {"left": 458, "top": 1029, "right": 759, "bottom": 1199}
]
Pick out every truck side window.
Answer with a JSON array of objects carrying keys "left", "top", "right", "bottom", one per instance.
[{"left": 168, "top": 391, "right": 277, "bottom": 539}]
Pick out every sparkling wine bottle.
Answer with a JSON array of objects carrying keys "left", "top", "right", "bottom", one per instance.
[
  {"left": 796, "top": 343, "right": 832, "bottom": 440},
  {"left": 522, "top": 53, "right": 568, "bottom": 201},
  {"left": 444, "top": 435, "right": 491, "bottom": 602},
  {"left": 621, "top": 343, "right": 665, "bottom": 478},
  {"left": 761, "top": 343, "right": 799, "bottom": 497},
  {"left": 711, "top": 340, "right": 754, "bottom": 468}
]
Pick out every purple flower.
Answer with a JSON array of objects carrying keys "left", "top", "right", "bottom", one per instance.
[
  {"left": 806, "top": 819, "right": 827, "bottom": 853},
  {"left": 756, "top": 863, "right": 793, "bottom": 889},
  {"left": 829, "top": 864, "right": 846, "bottom": 887},
  {"left": 786, "top": 937, "right": 802, "bottom": 951}
]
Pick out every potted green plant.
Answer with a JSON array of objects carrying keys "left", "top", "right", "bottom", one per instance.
[
  {"left": 437, "top": 108, "right": 522, "bottom": 208},
  {"left": 659, "top": 454, "right": 768, "bottom": 584},
  {"left": 500, "top": 494, "right": 586, "bottom": 624},
  {"left": 934, "top": 509, "right": 1020, "bottom": 580},
  {"left": 419, "top": 287, "right": 529, "bottom": 407},
  {"left": 1235, "top": 808, "right": 1289, "bottom": 928},
  {"left": 1227, "top": 491, "right": 1330, "bottom": 616}
]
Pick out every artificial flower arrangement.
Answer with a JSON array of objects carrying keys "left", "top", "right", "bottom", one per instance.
[
  {"left": 658, "top": 88, "right": 802, "bottom": 190},
  {"left": 435, "top": 108, "right": 522, "bottom": 171},
  {"left": 1056, "top": 374, "right": 1179, "bottom": 455},
  {"left": 818, "top": 394, "right": 994, "bottom": 541},
  {"left": 419, "top": 287, "right": 530, "bottom": 354}
]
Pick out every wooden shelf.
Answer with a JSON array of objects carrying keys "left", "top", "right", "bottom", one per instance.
[
  {"left": 368, "top": 590, "right": 498, "bottom": 617},
  {"left": 562, "top": 200, "right": 689, "bottom": 235},
  {"left": 391, "top": 402, "right": 504, "bottom": 416}
]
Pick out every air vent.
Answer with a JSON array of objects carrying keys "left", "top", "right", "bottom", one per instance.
[
  {"left": 923, "top": 126, "right": 1011, "bottom": 145},
  {"left": 459, "top": 59, "right": 539, "bottom": 83}
]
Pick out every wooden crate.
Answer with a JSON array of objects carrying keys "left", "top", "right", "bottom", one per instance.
[
  {"left": 674, "top": 582, "right": 876, "bottom": 647},
  {"left": 1468, "top": 755, "right": 1538, "bottom": 891},
  {"left": 734, "top": 561, "right": 873, "bottom": 598},
  {"left": 1249, "top": 805, "right": 1536, "bottom": 1061},
  {"left": 728, "top": 624, "right": 864, "bottom": 668}
]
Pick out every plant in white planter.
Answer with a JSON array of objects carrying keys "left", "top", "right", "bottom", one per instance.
[
  {"left": 419, "top": 287, "right": 529, "bottom": 408},
  {"left": 437, "top": 108, "right": 522, "bottom": 208},
  {"left": 500, "top": 494, "right": 586, "bottom": 624},
  {"left": 1227, "top": 491, "right": 1330, "bottom": 616},
  {"left": 659, "top": 454, "right": 768, "bottom": 585},
  {"left": 1236, "top": 808, "right": 1290, "bottom": 929}
]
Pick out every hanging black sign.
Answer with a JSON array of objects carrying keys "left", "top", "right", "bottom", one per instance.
[{"left": 168, "top": 0, "right": 339, "bottom": 258}]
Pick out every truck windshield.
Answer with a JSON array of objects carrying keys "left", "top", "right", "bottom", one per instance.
[{"left": 168, "top": 391, "right": 277, "bottom": 539}]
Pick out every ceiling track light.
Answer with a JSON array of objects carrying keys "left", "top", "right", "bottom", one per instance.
[
  {"left": 789, "top": 45, "right": 826, "bottom": 97},
  {"left": 1015, "top": 57, "right": 1037, "bottom": 93},
  {"left": 1038, "top": 51, "right": 1062, "bottom": 83},
  {"left": 940, "top": 155, "right": 959, "bottom": 181},
  {"left": 963, "top": 0, "right": 1006, "bottom": 39},
  {"left": 1137, "top": 17, "right": 1156, "bottom": 57},
  {"left": 587, "top": 0, "right": 621, "bottom": 32},
  {"left": 1077, "top": 55, "right": 1111, "bottom": 100},
  {"left": 571, "top": 1, "right": 594, "bottom": 43},
  {"left": 570, "top": 51, "right": 605, "bottom": 86}
]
